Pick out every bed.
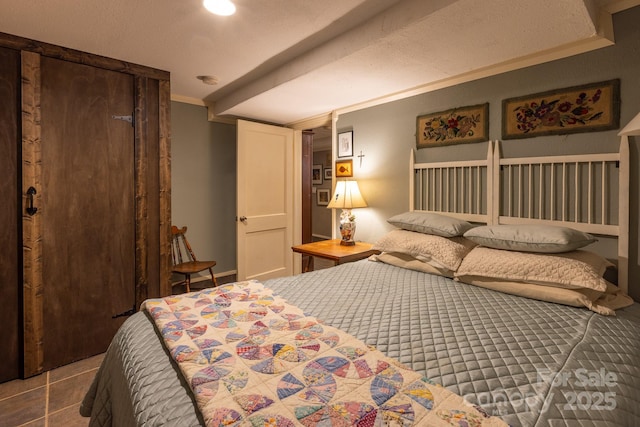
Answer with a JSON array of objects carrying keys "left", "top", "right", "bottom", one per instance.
[{"left": 81, "top": 140, "right": 640, "bottom": 427}]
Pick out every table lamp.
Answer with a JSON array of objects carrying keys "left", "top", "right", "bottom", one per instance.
[{"left": 327, "top": 180, "right": 368, "bottom": 245}]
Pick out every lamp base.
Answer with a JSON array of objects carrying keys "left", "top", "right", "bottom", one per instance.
[{"left": 339, "top": 209, "right": 356, "bottom": 246}]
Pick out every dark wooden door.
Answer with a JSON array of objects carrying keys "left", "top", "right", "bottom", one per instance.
[
  {"left": 0, "top": 46, "right": 21, "bottom": 382},
  {"left": 40, "top": 57, "right": 136, "bottom": 370}
]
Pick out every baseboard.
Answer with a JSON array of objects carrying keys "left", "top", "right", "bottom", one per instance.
[
  {"left": 171, "top": 270, "right": 237, "bottom": 286},
  {"left": 312, "top": 233, "right": 332, "bottom": 241}
]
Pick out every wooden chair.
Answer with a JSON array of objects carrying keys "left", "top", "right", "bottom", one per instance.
[{"left": 171, "top": 226, "right": 218, "bottom": 292}]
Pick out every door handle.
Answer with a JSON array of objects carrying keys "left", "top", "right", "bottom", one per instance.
[
  {"left": 26, "top": 187, "right": 38, "bottom": 216},
  {"left": 239, "top": 216, "right": 247, "bottom": 224}
]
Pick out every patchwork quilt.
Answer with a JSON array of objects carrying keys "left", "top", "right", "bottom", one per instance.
[{"left": 142, "top": 281, "right": 508, "bottom": 427}]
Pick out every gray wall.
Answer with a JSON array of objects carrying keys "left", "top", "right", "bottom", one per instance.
[
  {"left": 171, "top": 102, "right": 237, "bottom": 278},
  {"left": 336, "top": 6, "right": 640, "bottom": 300}
]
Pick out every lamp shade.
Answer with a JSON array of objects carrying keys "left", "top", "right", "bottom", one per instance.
[
  {"left": 327, "top": 180, "right": 367, "bottom": 209},
  {"left": 618, "top": 112, "right": 640, "bottom": 136},
  {"left": 203, "top": 0, "right": 236, "bottom": 16}
]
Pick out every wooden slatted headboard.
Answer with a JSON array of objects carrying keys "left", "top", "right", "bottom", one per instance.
[{"left": 410, "top": 139, "right": 630, "bottom": 293}]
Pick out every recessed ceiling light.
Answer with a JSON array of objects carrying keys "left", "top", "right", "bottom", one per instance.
[
  {"left": 203, "top": 0, "right": 236, "bottom": 16},
  {"left": 197, "top": 75, "right": 219, "bottom": 85}
]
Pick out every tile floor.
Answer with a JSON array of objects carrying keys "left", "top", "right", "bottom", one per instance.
[
  {"left": 0, "top": 354, "right": 103, "bottom": 427},
  {"left": 0, "top": 276, "right": 235, "bottom": 427}
]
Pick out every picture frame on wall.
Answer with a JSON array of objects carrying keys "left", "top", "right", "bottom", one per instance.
[
  {"left": 335, "top": 159, "right": 353, "bottom": 177},
  {"left": 416, "top": 103, "right": 489, "bottom": 148},
  {"left": 316, "top": 189, "right": 330, "bottom": 206},
  {"left": 502, "top": 79, "right": 620, "bottom": 139},
  {"left": 312, "top": 164, "right": 323, "bottom": 185},
  {"left": 337, "top": 131, "right": 354, "bottom": 158},
  {"left": 324, "top": 168, "right": 332, "bottom": 180}
]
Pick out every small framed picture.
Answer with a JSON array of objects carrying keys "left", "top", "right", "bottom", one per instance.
[
  {"left": 335, "top": 159, "right": 353, "bottom": 177},
  {"left": 316, "top": 189, "right": 330, "bottom": 206},
  {"left": 337, "top": 131, "right": 353, "bottom": 158},
  {"left": 324, "top": 168, "right": 332, "bottom": 180},
  {"left": 312, "top": 164, "right": 323, "bottom": 185}
]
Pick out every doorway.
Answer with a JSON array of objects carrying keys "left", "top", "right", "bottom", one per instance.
[{"left": 309, "top": 126, "right": 333, "bottom": 242}]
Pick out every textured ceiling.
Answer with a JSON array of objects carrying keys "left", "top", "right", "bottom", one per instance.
[{"left": 0, "top": 0, "right": 634, "bottom": 125}]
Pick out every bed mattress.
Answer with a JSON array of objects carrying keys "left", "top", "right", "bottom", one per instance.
[{"left": 81, "top": 260, "right": 640, "bottom": 426}]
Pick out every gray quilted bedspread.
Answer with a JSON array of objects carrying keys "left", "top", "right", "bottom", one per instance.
[{"left": 81, "top": 260, "right": 640, "bottom": 427}]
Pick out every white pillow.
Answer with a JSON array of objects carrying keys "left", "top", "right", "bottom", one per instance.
[
  {"left": 455, "top": 247, "right": 611, "bottom": 292},
  {"left": 463, "top": 224, "right": 596, "bottom": 253},
  {"left": 370, "top": 252, "right": 455, "bottom": 277},
  {"left": 373, "top": 229, "right": 476, "bottom": 272},
  {"left": 455, "top": 277, "right": 633, "bottom": 315},
  {"left": 387, "top": 211, "right": 474, "bottom": 237}
]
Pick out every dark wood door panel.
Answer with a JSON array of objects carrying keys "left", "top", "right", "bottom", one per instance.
[
  {"left": 40, "top": 57, "right": 135, "bottom": 369},
  {"left": 0, "top": 46, "right": 20, "bottom": 383}
]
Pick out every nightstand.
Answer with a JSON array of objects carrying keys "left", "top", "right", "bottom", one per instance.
[{"left": 292, "top": 239, "right": 380, "bottom": 272}]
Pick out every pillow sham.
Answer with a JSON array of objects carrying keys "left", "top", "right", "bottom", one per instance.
[
  {"left": 455, "top": 276, "right": 633, "bottom": 315},
  {"left": 370, "top": 251, "right": 456, "bottom": 277},
  {"left": 387, "top": 211, "right": 474, "bottom": 237},
  {"left": 454, "top": 246, "right": 611, "bottom": 292},
  {"left": 372, "top": 229, "right": 476, "bottom": 273},
  {"left": 463, "top": 224, "right": 596, "bottom": 253}
]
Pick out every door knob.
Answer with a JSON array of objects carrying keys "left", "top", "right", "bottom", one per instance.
[{"left": 239, "top": 216, "right": 247, "bottom": 224}]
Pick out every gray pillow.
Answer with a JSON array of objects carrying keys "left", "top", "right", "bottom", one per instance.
[
  {"left": 463, "top": 224, "right": 596, "bottom": 253},
  {"left": 387, "top": 211, "right": 474, "bottom": 237}
]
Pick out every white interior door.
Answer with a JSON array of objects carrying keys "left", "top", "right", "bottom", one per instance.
[{"left": 237, "top": 120, "right": 300, "bottom": 281}]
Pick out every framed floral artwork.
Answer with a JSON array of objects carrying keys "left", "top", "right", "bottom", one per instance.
[
  {"left": 502, "top": 79, "right": 620, "bottom": 139},
  {"left": 416, "top": 103, "right": 488, "bottom": 148}
]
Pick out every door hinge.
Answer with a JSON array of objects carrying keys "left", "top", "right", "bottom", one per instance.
[
  {"left": 112, "top": 113, "right": 134, "bottom": 127},
  {"left": 112, "top": 305, "right": 136, "bottom": 319}
]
